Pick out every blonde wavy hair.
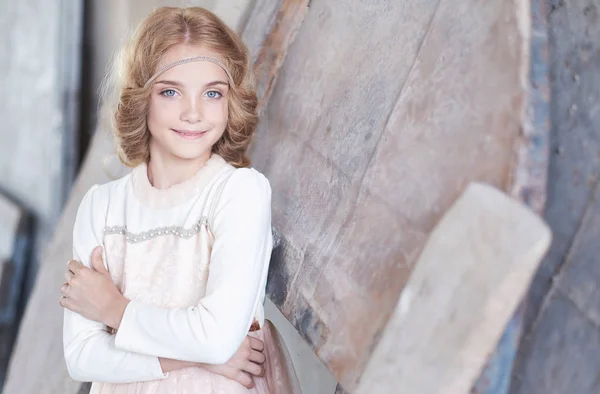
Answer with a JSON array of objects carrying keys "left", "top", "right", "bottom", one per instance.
[{"left": 103, "top": 7, "right": 258, "bottom": 168}]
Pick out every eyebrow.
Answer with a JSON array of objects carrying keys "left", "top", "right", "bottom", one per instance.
[{"left": 154, "top": 80, "right": 229, "bottom": 88}]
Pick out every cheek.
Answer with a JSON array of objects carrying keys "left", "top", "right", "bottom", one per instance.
[
  {"left": 148, "top": 99, "right": 176, "bottom": 131},
  {"left": 206, "top": 99, "right": 228, "bottom": 124},
  {"left": 207, "top": 101, "right": 228, "bottom": 143},
  {"left": 220, "top": 101, "right": 229, "bottom": 130}
]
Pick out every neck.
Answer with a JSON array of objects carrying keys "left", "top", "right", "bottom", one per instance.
[{"left": 147, "top": 148, "right": 211, "bottom": 190}]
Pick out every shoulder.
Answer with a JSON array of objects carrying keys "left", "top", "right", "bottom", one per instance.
[
  {"left": 225, "top": 167, "right": 271, "bottom": 201},
  {"left": 77, "top": 172, "right": 132, "bottom": 213},
  {"left": 210, "top": 167, "right": 272, "bottom": 232},
  {"left": 210, "top": 167, "right": 271, "bottom": 220}
]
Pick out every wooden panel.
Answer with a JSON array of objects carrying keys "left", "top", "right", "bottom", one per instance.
[
  {"left": 245, "top": 0, "right": 541, "bottom": 389},
  {"left": 245, "top": 0, "right": 310, "bottom": 108},
  {"left": 354, "top": 183, "right": 550, "bottom": 394},
  {"left": 474, "top": 0, "right": 550, "bottom": 391}
]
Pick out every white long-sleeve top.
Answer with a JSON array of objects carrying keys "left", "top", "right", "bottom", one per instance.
[{"left": 63, "top": 154, "right": 273, "bottom": 384}]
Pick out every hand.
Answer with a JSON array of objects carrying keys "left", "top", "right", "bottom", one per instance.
[
  {"left": 201, "top": 334, "right": 266, "bottom": 388},
  {"left": 59, "top": 246, "right": 129, "bottom": 329}
]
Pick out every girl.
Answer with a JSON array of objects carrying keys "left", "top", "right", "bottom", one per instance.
[{"left": 60, "top": 7, "right": 292, "bottom": 393}]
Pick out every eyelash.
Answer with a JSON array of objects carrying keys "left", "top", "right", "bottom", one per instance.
[
  {"left": 160, "top": 89, "right": 178, "bottom": 97},
  {"left": 205, "top": 90, "right": 223, "bottom": 99},
  {"left": 159, "top": 89, "right": 223, "bottom": 99}
]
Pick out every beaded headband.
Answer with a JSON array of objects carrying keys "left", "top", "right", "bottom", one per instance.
[{"left": 143, "top": 56, "right": 233, "bottom": 89}]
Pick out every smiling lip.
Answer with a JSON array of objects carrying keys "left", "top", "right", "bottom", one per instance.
[{"left": 171, "top": 129, "right": 208, "bottom": 139}]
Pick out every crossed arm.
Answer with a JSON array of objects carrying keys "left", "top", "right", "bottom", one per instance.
[
  {"left": 61, "top": 247, "right": 265, "bottom": 388},
  {"left": 61, "top": 171, "right": 272, "bottom": 385}
]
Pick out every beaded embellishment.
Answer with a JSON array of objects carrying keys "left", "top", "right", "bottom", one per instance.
[{"left": 104, "top": 217, "right": 209, "bottom": 244}]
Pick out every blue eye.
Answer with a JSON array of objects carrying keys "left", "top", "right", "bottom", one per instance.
[
  {"left": 160, "top": 89, "right": 177, "bottom": 97},
  {"left": 206, "top": 90, "right": 222, "bottom": 99}
]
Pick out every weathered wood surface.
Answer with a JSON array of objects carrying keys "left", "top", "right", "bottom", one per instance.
[
  {"left": 511, "top": 1, "right": 600, "bottom": 391},
  {"left": 354, "top": 183, "right": 551, "bottom": 394},
  {"left": 243, "top": 0, "right": 310, "bottom": 109},
  {"left": 244, "top": 0, "right": 543, "bottom": 390},
  {"left": 473, "top": 0, "right": 550, "bottom": 392}
]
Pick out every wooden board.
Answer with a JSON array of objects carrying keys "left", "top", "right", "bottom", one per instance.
[
  {"left": 243, "top": 0, "right": 548, "bottom": 390},
  {"left": 354, "top": 183, "right": 551, "bottom": 394}
]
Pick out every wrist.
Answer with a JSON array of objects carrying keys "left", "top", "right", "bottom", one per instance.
[
  {"left": 105, "top": 294, "right": 130, "bottom": 330},
  {"left": 159, "top": 357, "right": 202, "bottom": 373}
]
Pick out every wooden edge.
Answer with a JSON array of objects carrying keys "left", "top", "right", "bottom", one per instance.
[
  {"left": 252, "top": 0, "right": 310, "bottom": 111},
  {"left": 508, "top": 0, "right": 550, "bottom": 214},
  {"left": 354, "top": 183, "right": 551, "bottom": 394},
  {"left": 474, "top": 0, "right": 551, "bottom": 392}
]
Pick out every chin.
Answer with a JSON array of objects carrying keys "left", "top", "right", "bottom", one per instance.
[{"left": 171, "top": 148, "right": 213, "bottom": 162}]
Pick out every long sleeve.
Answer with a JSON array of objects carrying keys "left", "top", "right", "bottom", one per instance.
[
  {"left": 114, "top": 169, "right": 273, "bottom": 364},
  {"left": 63, "top": 185, "right": 168, "bottom": 383}
]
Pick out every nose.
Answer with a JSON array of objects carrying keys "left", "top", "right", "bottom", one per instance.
[{"left": 179, "top": 95, "right": 203, "bottom": 123}]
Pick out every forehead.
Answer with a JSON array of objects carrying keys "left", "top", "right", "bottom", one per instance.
[{"left": 156, "top": 44, "right": 228, "bottom": 85}]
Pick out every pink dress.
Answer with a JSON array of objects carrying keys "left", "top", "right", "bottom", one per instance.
[{"left": 63, "top": 155, "right": 276, "bottom": 393}]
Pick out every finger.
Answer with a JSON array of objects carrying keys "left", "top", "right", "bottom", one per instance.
[
  {"left": 64, "top": 271, "right": 74, "bottom": 283},
  {"left": 248, "top": 336, "right": 264, "bottom": 352},
  {"left": 242, "top": 360, "right": 263, "bottom": 377},
  {"left": 60, "top": 283, "right": 70, "bottom": 296},
  {"left": 67, "top": 259, "right": 85, "bottom": 274},
  {"left": 258, "top": 363, "right": 266, "bottom": 378},
  {"left": 90, "top": 246, "right": 109, "bottom": 276},
  {"left": 60, "top": 296, "right": 79, "bottom": 313},
  {"left": 249, "top": 349, "right": 266, "bottom": 364},
  {"left": 235, "top": 371, "right": 254, "bottom": 389},
  {"left": 59, "top": 295, "right": 71, "bottom": 310}
]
